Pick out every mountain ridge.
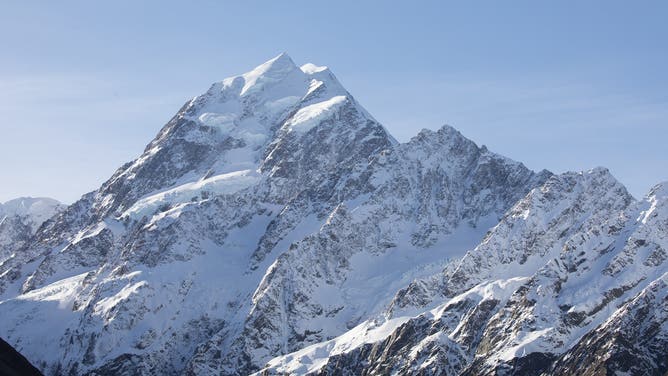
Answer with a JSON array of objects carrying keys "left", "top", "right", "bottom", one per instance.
[
  {"left": 0, "top": 197, "right": 65, "bottom": 264},
  {"left": 0, "top": 54, "right": 665, "bottom": 376}
]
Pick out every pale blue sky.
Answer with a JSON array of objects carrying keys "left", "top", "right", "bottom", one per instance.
[{"left": 1, "top": 1, "right": 666, "bottom": 203}]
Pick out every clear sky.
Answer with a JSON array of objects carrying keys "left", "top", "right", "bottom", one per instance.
[{"left": 1, "top": 1, "right": 666, "bottom": 203}]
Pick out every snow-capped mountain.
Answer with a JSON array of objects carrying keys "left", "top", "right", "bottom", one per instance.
[
  {"left": 0, "top": 54, "right": 665, "bottom": 376},
  {"left": 0, "top": 197, "right": 65, "bottom": 263},
  {"left": 258, "top": 173, "right": 667, "bottom": 376}
]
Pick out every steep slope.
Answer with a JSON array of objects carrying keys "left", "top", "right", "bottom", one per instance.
[
  {"left": 546, "top": 183, "right": 668, "bottom": 376},
  {"left": 184, "top": 125, "right": 549, "bottom": 375},
  {"left": 0, "top": 336, "right": 42, "bottom": 376},
  {"left": 0, "top": 197, "right": 65, "bottom": 263},
  {"left": 0, "top": 53, "right": 390, "bottom": 374},
  {"left": 258, "top": 176, "right": 668, "bottom": 376},
  {"left": 547, "top": 272, "right": 668, "bottom": 376},
  {"left": 2, "top": 53, "right": 664, "bottom": 376},
  {"left": 0, "top": 55, "right": 547, "bottom": 376}
]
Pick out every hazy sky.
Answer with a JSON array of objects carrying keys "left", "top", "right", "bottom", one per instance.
[{"left": 1, "top": 1, "right": 666, "bottom": 203}]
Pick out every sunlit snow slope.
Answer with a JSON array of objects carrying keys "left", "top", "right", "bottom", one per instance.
[{"left": 0, "top": 54, "right": 665, "bottom": 376}]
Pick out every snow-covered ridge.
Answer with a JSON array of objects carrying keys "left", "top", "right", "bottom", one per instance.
[
  {"left": 259, "top": 166, "right": 666, "bottom": 375},
  {"left": 283, "top": 95, "right": 348, "bottom": 134},
  {"left": 0, "top": 54, "right": 666, "bottom": 376},
  {"left": 104, "top": 53, "right": 387, "bottom": 218},
  {"left": 121, "top": 169, "right": 261, "bottom": 221},
  {"left": 0, "top": 197, "right": 65, "bottom": 263},
  {"left": 0, "top": 197, "right": 64, "bottom": 231},
  {"left": 237, "top": 52, "right": 301, "bottom": 96},
  {"left": 256, "top": 277, "right": 529, "bottom": 376}
]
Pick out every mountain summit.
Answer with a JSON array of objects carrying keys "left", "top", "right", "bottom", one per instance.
[
  {"left": 81, "top": 53, "right": 394, "bottom": 221},
  {"left": 0, "top": 55, "right": 665, "bottom": 376}
]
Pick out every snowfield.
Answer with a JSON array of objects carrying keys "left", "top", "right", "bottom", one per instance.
[{"left": 0, "top": 54, "right": 666, "bottom": 376}]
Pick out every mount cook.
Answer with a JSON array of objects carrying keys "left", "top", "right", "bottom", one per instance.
[{"left": 0, "top": 54, "right": 665, "bottom": 376}]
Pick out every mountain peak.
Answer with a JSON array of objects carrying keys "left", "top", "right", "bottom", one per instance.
[
  {"left": 1, "top": 197, "right": 63, "bottom": 218},
  {"left": 410, "top": 125, "right": 478, "bottom": 154},
  {"left": 437, "top": 123, "right": 461, "bottom": 135},
  {"left": 4, "top": 53, "right": 666, "bottom": 376},
  {"left": 648, "top": 181, "right": 668, "bottom": 200},
  {"left": 238, "top": 53, "right": 300, "bottom": 96},
  {"left": 586, "top": 166, "right": 611, "bottom": 176},
  {"left": 300, "top": 62, "right": 329, "bottom": 74},
  {"left": 87, "top": 54, "right": 394, "bottom": 218},
  {"left": 0, "top": 197, "right": 65, "bottom": 240},
  {"left": 251, "top": 52, "right": 296, "bottom": 74}
]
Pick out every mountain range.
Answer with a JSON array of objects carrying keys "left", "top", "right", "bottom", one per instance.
[{"left": 0, "top": 53, "right": 665, "bottom": 376}]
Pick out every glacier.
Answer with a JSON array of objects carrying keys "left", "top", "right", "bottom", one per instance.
[{"left": 0, "top": 54, "right": 665, "bottom": 376}]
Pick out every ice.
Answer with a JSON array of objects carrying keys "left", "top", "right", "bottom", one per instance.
[
  {"left": 283, "top": 96, "right": 347, "bottom": 134},
  {"left": 122, "top": 169, "right": 261, "bottom": 220}
]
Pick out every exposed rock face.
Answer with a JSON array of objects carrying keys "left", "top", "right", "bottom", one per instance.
[
  {"left": 0, "top": 197, "right": 65, "bottom": 263},
  {"left": 0, "top": 54, "right": 665, "bottom": 376},
  {"left": 547, "top": 272, "right": 668, "bottom": 376},
  {"left": 0, "top": 336, "right": 42, "bottom": 376},
  {"left": 258, "top": 178, "right": 667, "bottom": 376},
  {"left": 185, "top": 125, "right": 549, "bottom": 375}
]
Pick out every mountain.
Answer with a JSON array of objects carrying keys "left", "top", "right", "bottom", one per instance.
[
  {"left": 0, "top": 336, "right": 43, "bottom": 376},
  {"left": 0, "top": 54, "right": 665, "bottom": 376},
  {"left": 0, "top": 197, "right": 65, "bottom": 263},
  {"left": 258, "top": 174, "right": 668, "bottom": 376}
]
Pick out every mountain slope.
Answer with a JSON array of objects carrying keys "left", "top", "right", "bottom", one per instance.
[
  {"left": 258, "top": 177, "right": 667, "bottom": 376},
  {"left": 184, "top": 125, "right": 550, "bottom": 375},
  {"left": 0, "top": 54, "right": 665, "bottom": 376},
  {"left": 0, "top": 197, "right": 65, "bottom": 263},
  {"left": 0, "top": 54, "right": 545, "bottom": 375},
  {"left": 0, "top": 55, "right": 549, "bottom": 373},
  {"left": 0, "top": 53, "right": 400, "bottom": 375},
  {"left": 547, "top": 271, "right": 668, "bottom": 376}
]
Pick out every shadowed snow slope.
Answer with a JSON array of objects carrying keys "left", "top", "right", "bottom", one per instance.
[{"left": 0, "top": 54, "right": 665, "bottom": 376}]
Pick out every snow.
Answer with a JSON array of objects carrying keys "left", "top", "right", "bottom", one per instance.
[
  {"left": 94, "top": 279, "right": 147, "bottom": 316},
  {"left": 197, "top": 112, "right": 237, "bottom": 133},
  {"left": 121, "top": 169, "right": 261, "bottom": 220},
  {"left": 2, "top": 53, "right": 666, "bottom": 376},
  {"left": 264, "top": 95, "right": 301, "bottom": 112},
  {"left": 300, "top": 63, "right": 328, "bottom": 74},
  {"left": 283, "top": 95, "right": 348, "bottom": 134},
  {"left": 343, "top": 214, "right": 500, "bottom": 316},
  {"left": 495, "top": 328, "right": 553, "bottom": 361},
  {"left": 256, "top": 167, "right": 647, "bottom": 374},
  {"left": 239, "top": 53, "right": 299, "bottom": 96},
  {"left": 0, "top": 272, "right": 87, "bottom": 364},
  {"left": 0, "top": 197, "right": 64, "bottom": 231},
  {"left": 1, "top": 197, "right": 61, "bottom": 218},
  {"left": 256, "top": 317, "right": 412, "bottom": 375},
  {"left": 14, "top": 271, "right": 87, "bottom": 308},
  {"left": 445, "top": 277, "right": 529, "bottom": 310},
  {"left": 258, "top": 277, "right": 528, "bottom": 375},
  {"left": 305, "top": 79, "right": 324, "bottom": 97},
  {"left": 638, "top": 181, "right": 668, "bottom": 224}
]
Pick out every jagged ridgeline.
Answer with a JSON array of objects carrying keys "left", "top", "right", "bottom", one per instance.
[{"left": 0, "top": 54, "right": 666, "bottom": 376}]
